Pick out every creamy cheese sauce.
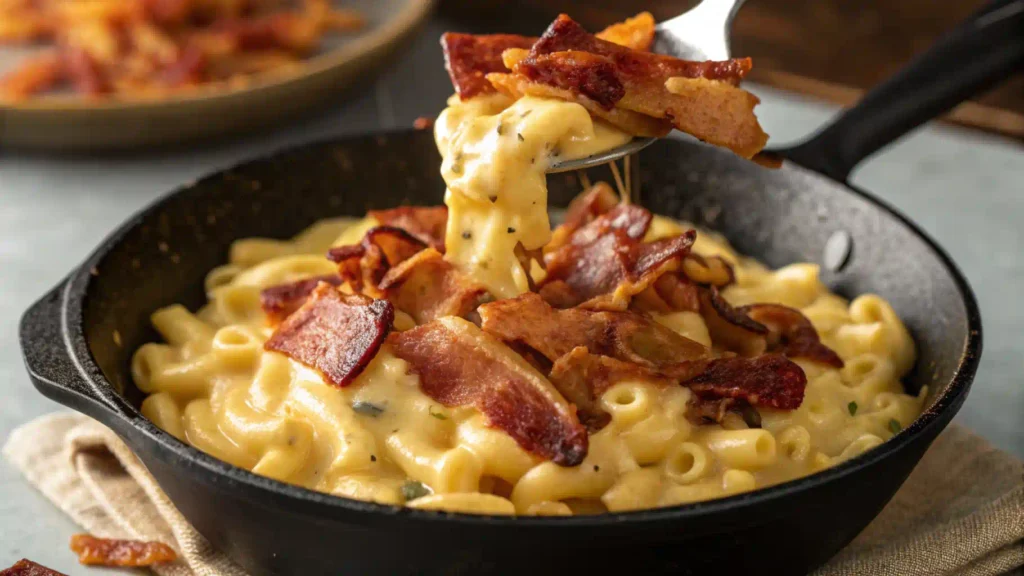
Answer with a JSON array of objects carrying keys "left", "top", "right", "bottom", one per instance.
[{"left": 435, "top": 95, "right": 632, "bottom": 299}]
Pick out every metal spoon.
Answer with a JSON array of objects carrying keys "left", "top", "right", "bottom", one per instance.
[{"left": 547, "top": 0, "right": 744, "bottom": 174}]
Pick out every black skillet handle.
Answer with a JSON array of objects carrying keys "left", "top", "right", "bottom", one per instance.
[
  {"left": 780, "top": 0, "right": 1024, "bottom": 182},
  {"left": 19, "top": 279, "right": 133, "bottom": 422}
]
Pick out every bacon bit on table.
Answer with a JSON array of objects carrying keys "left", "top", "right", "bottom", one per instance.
[
  {"left": 265, "top": 283, "right": 393, "bottom": 387},
  {"left": 390, "top": 316, "right": 588, "bottom": 465},
  {"left": 413, "top": 116, "right": 435, "bottom": 130},
  {"left": 69, "top": 534, "right": 177, "bottom": 567},
  {"left": 0, "top": 559, "right": 68, "bottom": 576}
]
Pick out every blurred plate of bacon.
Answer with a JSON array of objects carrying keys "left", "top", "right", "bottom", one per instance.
[{"left": 0, "top": 0, "right": 433, "bottom": 150}]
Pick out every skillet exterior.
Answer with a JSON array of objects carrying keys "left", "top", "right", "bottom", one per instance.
[{"left": 19, "top": 130, "right": 981, "bottom": 575}]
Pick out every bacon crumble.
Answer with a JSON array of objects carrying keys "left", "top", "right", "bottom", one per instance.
[
  {"left": 69, "top": 534, "right": 177, "bottom": 567},
  {"left": 264, "top": 283, "right": 393, "bottom": 387},
  {"left": 391, "top": 317, "right": 588, "bottom": 465}
]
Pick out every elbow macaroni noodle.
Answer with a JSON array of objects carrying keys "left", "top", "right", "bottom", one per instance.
[{"left": 134, "top": 214, "right": 924, "bottom": 515}]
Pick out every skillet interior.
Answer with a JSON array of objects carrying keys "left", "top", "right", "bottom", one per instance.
[{"left": 52, "top": 129, "right": 978, "bottom": 575}]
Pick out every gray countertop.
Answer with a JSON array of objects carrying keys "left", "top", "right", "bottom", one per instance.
[{"left": 1, "top": 17, "right": 1022, "bottom": 574}]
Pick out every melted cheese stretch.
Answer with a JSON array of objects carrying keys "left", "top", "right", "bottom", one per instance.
[{"left": 435, "top": 95, "right": 632, "bottom": 299}]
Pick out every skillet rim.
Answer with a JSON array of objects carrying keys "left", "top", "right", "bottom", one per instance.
[{"left": 50, "top": 129, "right": 982, "bottom": 526}]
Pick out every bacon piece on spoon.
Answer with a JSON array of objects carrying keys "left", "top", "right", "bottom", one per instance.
[
  {"left": 265, "top": 283, "right": 393, "bottom": 387},
  {"left": 391, "top": 317, "right": 588, "bottom": 465},
  {"left": 441, "top": 13, "right": 656, "bottom": 99},
  {"left": 496, "top": 15, "right": 767, "bottom": 157}
]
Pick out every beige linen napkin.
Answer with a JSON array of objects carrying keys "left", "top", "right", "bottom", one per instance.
[{"left": 4, "top": 413, "right": 1023, "bottom": 576}]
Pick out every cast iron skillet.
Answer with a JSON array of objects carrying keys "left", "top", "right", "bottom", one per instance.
[{"left": 19, "top": 2, "right": 1022, "bottom": 574}]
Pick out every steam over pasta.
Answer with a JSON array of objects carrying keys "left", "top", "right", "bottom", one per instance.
[{"left": 135, "top": 214, "right": 922, "bottom": 515}]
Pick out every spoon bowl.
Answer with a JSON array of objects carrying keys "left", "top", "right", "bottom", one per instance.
[{"left": 546, "top": 0, "right": 744, "bottom": 173}]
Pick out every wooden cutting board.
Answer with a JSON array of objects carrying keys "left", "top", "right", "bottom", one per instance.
[{"left": 439, "top": 0, "right": 1024, "bottom": 140}]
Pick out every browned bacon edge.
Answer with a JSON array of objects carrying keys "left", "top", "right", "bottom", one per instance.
[
  {"left": 391, "top": 317, "right": 588, "bottom": 465},
  {"left": 541, "top": 203, "right": 695, "bottom": 309},
  {"left": 442, "top": 33, "right": 537, "bottom": 99},
  {"left": 0, "top": 559, "right": 67, "bottom": 576},
  {"left": 327, "top": 225, "right": 428, "bottom": 294},
  {"left": 480, "top": 293, "right": 808, "bottom": 425},
  {"left": 260, "top": 274, "right": 342, "bottom": 325},
  {"left": 264, "top": 283, "right": 393, "bottom": 387},
  {"left": 741, "top": 303, "right": 844, "bottom": 368},
  {"left": 69, "top": 534, "right": 177, "bottom": 567},
  {"left": 441, "top": 13, "right": 656, "bottom": 100},
  {"left": 687, "top": 354, "right": 806, "bottom": 410},
  {"left": 367, "top": 206, "right": 448, "bottom": 251}
]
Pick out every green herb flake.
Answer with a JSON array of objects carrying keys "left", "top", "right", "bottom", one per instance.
[
  {"left": 847, "top": 401, "right": 858, "bottom": 416},
  {"left": 351, "top": 401, "right": 384, "bottom": 417},
  {"left": 496, "top": 123, "right": 505, "bottom": 136},
  {"left": 429, "top": 406, "right": 449, "bottom": 420},
  {"left": 401, "top": 480, "right": 431, "bottom": 501},
  {"left": 888, "top": 419, "right": 902, "bottom": 434},
  {"left": 517, "top": 132, "right": 525, "bottom": 142},
  {"left": 507, "top": 227, "right": 516, "bottom": 234},
  {"left": 461, "top": 231, "right": 472, "bottom": 240}
]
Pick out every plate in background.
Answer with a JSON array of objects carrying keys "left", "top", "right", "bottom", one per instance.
[{"left": 0, "top": 0, "right": 434, "bottom": 152}]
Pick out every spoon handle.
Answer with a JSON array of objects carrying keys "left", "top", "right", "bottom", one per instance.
[{"left": 782, "top": 0, "right": 1024, "bottom": 183}]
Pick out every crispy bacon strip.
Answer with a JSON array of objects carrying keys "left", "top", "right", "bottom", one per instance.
[
  {"left": 502, "top": 15, "right": 767, "bottom": 157},
  {"left": 441, "top": 13, "right": 656, "bottom": 99},
  {"left": 542, "top": 215, "right": 695, "bottom": 309},
  {"left": 698, "top": 286, "right": 769, "bottom": 356},
  {"left": 327, "top": 225, "right": 428, "bottom": 295},
  {"left": 260, "top": 274, "right": 343, "bottom": 325},
  {"left": 487, "top": 71, "right": 672, "bottom": 137},
  {"left": 391, "top": 317, "right": 588, "bottom": 465},
  {"left": 741, "top": 304, "right": 844, "bottom": 368},
  {"left": 0, "top": 560, "right": 67, "bottom": 576},
  {"left": 479, "top": 293, "right": 708, "bottom": 374},
  {"left": 264, "top": 283, "right": 393, "bottom": 387},
  {"left": 687, "top": 354, "right": 806, "bottom": 410},
  {"left": 549, "top": 346, "right": 669, "bottom": 430},
  {"left": 378, "top": 248, "right": 489, "bottom": 325},
  {"left": 367, "top": 206, "right": 448, "bottom": 251},
  {"left": 549, "top": 182, "right": 620, "bottom": 250},
  {"left": 482, "top": 294, "right": 807, "bottom": 424},
  {"left": 442, "top": 32, "right": 537, "bottom": 99},
  {"left": 69, "top": 534, "right": 177, "bottom": 567}
]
